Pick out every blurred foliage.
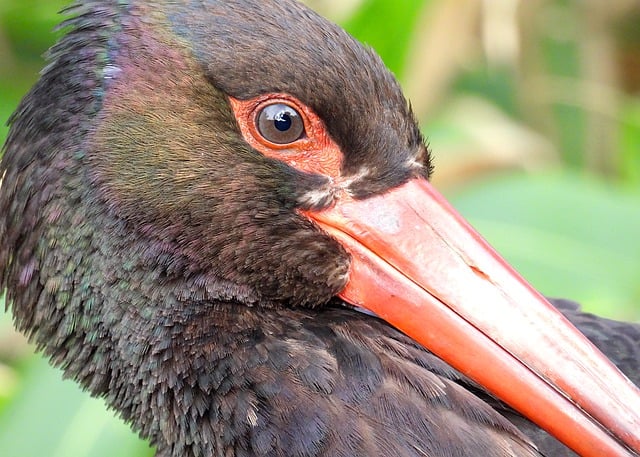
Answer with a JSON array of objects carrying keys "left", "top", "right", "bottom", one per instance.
[{"left": 0, "top": 0, "right": 639, "bottom": 456}]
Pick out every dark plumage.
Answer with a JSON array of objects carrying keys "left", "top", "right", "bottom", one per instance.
[{"left": 1, "top": 1, "right": 638, "bottom": 457}]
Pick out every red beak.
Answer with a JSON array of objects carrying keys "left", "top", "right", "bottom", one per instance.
[{"left": 302, "top": 177, "right": 640, "bottom": 457}]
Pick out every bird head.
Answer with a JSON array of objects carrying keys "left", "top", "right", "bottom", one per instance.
[{"left": 1, "top": 1, "right": 639, "bottom": 456}]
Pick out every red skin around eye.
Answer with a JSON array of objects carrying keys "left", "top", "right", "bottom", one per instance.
[{"left": 229, "top": 94, "right": 343, "bottom": 179}]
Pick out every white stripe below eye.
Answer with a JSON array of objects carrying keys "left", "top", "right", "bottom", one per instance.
[
  {"left": 298, "top": 187, "right": 334, "bottom": 207},
  {"left": 298, "top": 166, "right": 374, "bottom": 206}
]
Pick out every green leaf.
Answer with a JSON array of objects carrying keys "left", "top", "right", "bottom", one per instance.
[
  {"left": 0, "top": 0, "right": 68, "bottom": 63},
  {"left": 449, "top": 172, "right": 640, "bottom": 320},
  {"left": 342, "top": 0, "right": 430, "bottom": 79},
  {"left": 619, "top": 99, "right": 640, "bottom": 185},
  {"left": 0, "top": 355, "right": 154, "bottom": 457}
]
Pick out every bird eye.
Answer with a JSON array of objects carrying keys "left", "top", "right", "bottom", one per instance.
[{"left": 256, "top": 103, "right": 305, "bottom": 144}]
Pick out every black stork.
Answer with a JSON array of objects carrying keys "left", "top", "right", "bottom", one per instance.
[{"left": 1, "top": 1, "right": 639, "bottom": 456}]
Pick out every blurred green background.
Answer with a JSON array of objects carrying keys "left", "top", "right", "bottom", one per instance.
[{"left": 1, "top": 0, "right": 639, "bottom": 455}]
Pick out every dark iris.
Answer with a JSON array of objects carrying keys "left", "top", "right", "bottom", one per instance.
[{"left": 256, "top": 103, "right": 305, "bottom": 144}]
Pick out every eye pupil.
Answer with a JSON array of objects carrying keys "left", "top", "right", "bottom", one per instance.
[
  {"left": 257, "top": 103, "right": 305, "bottom": 144},
  {"left": 274, "top": 113, "right": 292, "bottom": 132}
]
